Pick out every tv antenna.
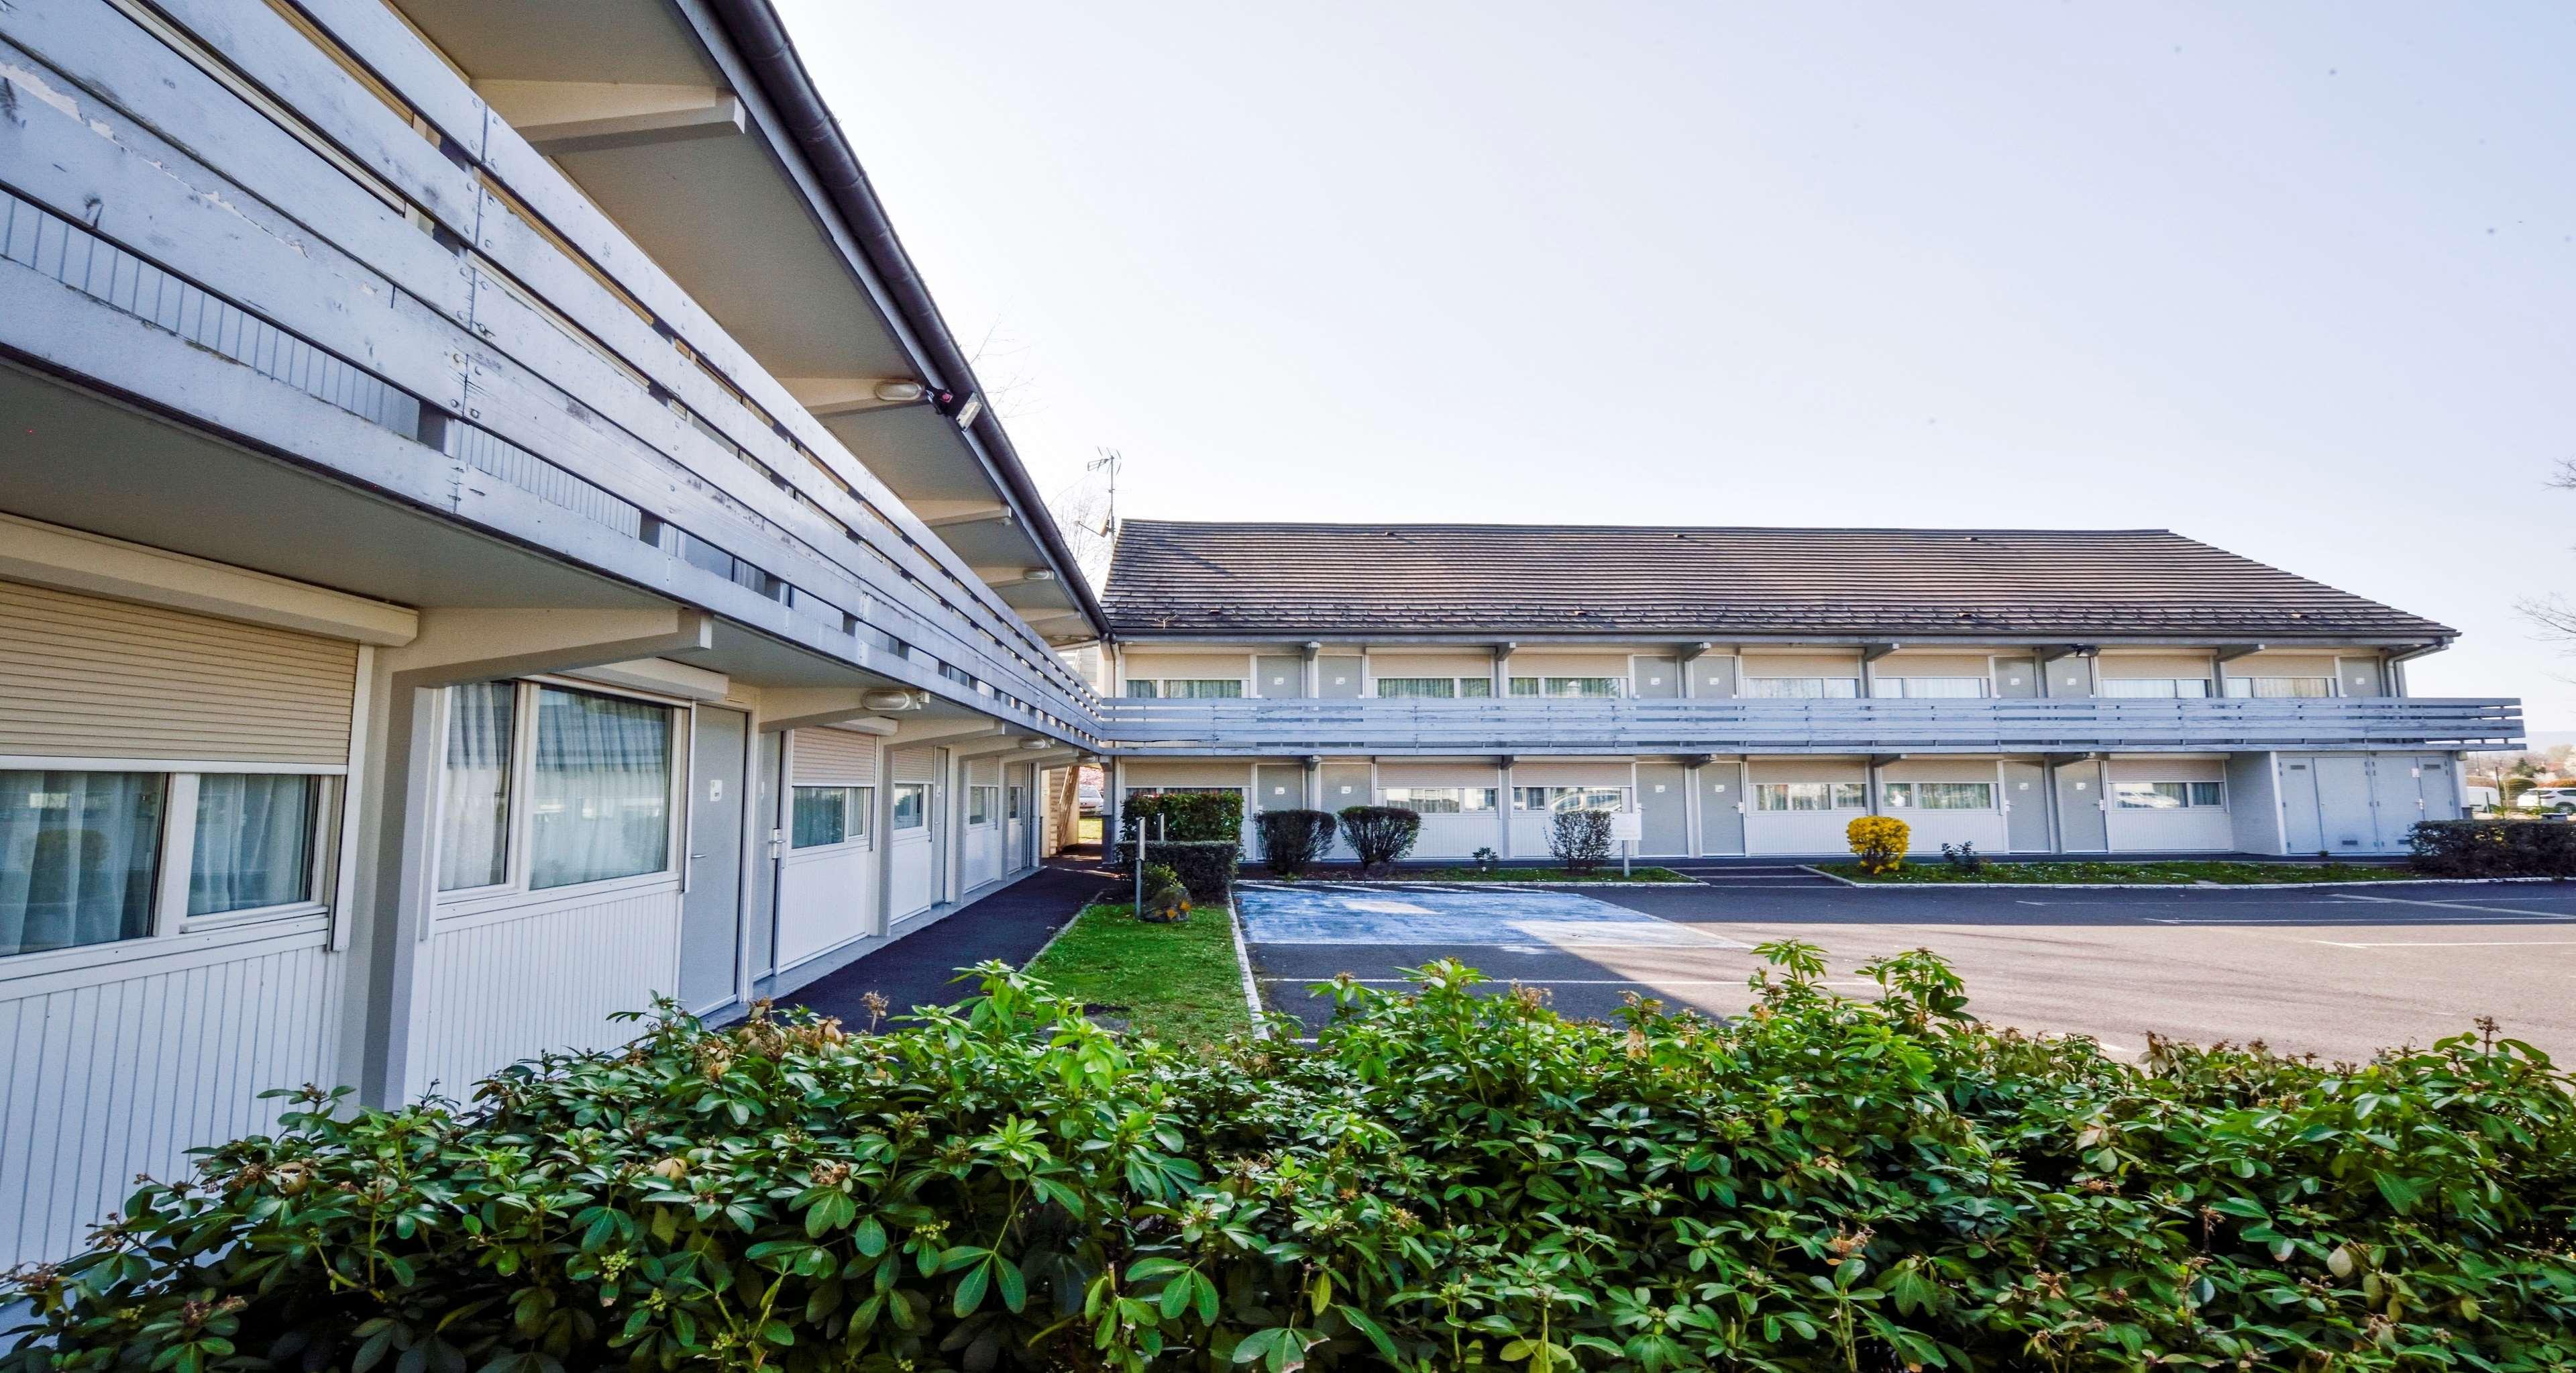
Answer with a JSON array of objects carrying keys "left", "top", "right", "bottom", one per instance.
[{"left": 1086, "top": 448, "right": 1122, "bottom": 542}]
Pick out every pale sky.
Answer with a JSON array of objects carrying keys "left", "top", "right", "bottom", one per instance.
[{"left": 777, "top": 1, "right": 2576, "bottom": 729}]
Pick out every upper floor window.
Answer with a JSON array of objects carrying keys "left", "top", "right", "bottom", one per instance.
[
  {"left": 1514, "top": 786, "right": 1629, "bottom": 813},
  {"left": 1124, "top": 678, "right": 1243, "bottom": 699},
  {"left": 1508, "top": 676, "right": 1622, "bottom": 699},
  {"left": 1743, "top": 677, "right": 1860, "bottom": 699},
  {"left": 1753, "top": 781, "right": 1868, "bottom": 811},
  {"left": 2224, "top": 677, "right": 2336, "bottom": 699},
  {"left": 1870, "top": 677, "right": 1988, "bottom": 699},
  {"left": 1381, "top": 786, "right": 1497, "bottom": 813},
  {"left": 1374, "top": 676, "right": 1495, "bottom": 699},
  {"left": 2100, "top": 678, "right": 2212, "bottom": 699}
]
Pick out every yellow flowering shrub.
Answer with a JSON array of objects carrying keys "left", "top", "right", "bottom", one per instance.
[{"left": 1846, "top": 814, "right": 1909, "bottom": 874}]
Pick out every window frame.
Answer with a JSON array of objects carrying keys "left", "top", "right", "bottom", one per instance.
[
  {"left": 1507, "top": 676, "right": 1625, "bottom": 699},
  {"left": 890, "top": 781, "right": 931, "bottom": 833},
  {"left": 790, "top": 784, "right": 874, "bottom": 851},
  {"left": 1880, "top": 780, "right": 1996, "bottom": 811},
  {"left": 1868, "top": 676, "right": 1990, "bottom": 699},
  {"left": 1379, "top": 786, "right": 1499, "bottom": 813},
  {"left": 430, "top": 677, "right": 687, "bottom": 916},
  {"left": 1, "top": 759, "right": 343, "bottom": 970},
  {"left": 1743, "top": 676, "right": 1862, "bottom": 699},
  {"left": 1752, "top": 781, "right": 1870, "bottom": 812},
  {"left": 2223, "top": 676, "right": 2339, "bottom": 699},
  {"left": 1511, "top": 786, "right": 1630, "bottom": 813},
  {"left": 969, "top": 784, "right": 1000, "bottom": 827},
  {"left": 2113, "top": 780, "right": 2228, "bottom": 810},
  {"left": 2099, "top": 677, "right": 2214, "bottom": 699}
]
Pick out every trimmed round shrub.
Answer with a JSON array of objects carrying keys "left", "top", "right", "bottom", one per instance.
[
  {"left": 1336, "top": 805, "right": 1421, "bottom": 874},
  {"left": 1847, "top": 813, "right": 1909, "bottom": 874},
  {"left": 10, "top": 955, "right": 2576, "bottom": 1372},
  {"left": 1254, "top": 807, "right": 1337, "bottom": 877}
]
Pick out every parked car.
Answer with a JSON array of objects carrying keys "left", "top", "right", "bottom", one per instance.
[
  {"left": 1077, "top": 780, "right": 1104, "bottom": 815},
  {"left": 2519, "top": 786, "right": 2576, "bottom": 813}
]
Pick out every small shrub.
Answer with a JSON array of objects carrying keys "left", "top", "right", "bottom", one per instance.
[
  {"left": 1940, "top": 840, "right": 1986, "bottom": 873},
  {"left": 1548, "top": 809, "right": 1614, "bottom": 872},
  {"left": 1137, "top": 863, "right": 1189, "bottom": 923},
  {"left": 1254, "top": 808, "right": 1337, "bottom": 877},
  {"left": 1118, "top": 789, "right": 1244, "bottom": 844},
  {"left": 1114, "top": 839, "right": 1238, "bottom": 900},
  {"left": 1338, "top": 805, "right": 1422, "bottom": 874},
  {"left": 2410, "top": 817, "right": 2576, "bottom": 877},
  {"left": 1847, "top": 813, "right": 1909, "bottom": 874},
  {"left": 1471, "top": 845, "right": 1499, "bottom": 870}
]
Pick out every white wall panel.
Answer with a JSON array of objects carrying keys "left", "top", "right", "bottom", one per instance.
[
  {"left": 411, "top": 888, "right": 679, "bottom": 1097},
  {"left": 1, "top": 930, "right": 341, "bottom": 1264},
  {"left": 777, "top": 844, "right": 874, "bottom": 970}
]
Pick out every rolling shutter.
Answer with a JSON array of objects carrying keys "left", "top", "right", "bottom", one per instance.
[{"left": 790, "top": 727, "right": 877, "bottom": 785}]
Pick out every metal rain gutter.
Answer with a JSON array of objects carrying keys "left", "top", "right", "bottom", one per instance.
[{"left": 705, "top": 0, "right": 1110, "bottom": 642}]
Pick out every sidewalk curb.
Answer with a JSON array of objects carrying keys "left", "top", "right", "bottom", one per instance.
[
  {"left": 1228, "top": 898, "right": 1266, "bottom": 1039},
  {"left": 1796, "top": 865, "right": 2565, "bottom": 892}
]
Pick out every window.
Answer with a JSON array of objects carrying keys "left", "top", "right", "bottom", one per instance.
[
  {"left": 1509, "top": 676, "right": 1621, "bottom": 698},
  {"left": 1126, "top": 678, "right": 1242, "bottom": 699},
  {"left": 1008, "top": 786, "right": 1025, "bottom": 820},
  {"left": 792, "top": 786, "right": 871, "bottom": 848},
  {"left": 1513, "top": 786, "right": 1628, "bottom": 813},
  {"left": 189, "top": 774, "right": 318, "bottom": 915},
  {"left": 1870, "top": 677, "right": 1988, "bottom": 699},
  {"left": 1880, "top": 780, "right": 1994, "bottom": 810},
  {"left": 1458, "top": 678, "right": 1494, "bottom": 697},
  {"left": 969, "top": 786, "right": 999, "bottom": 825},
  {"left": 1753, "top": 782, "right": 1868, "bottom": 811},
  {"left": 1744, "top": 677, "right": 1862, "bottom": 699},
  {"left": 1375, "top": 676, "right": 1495, "bottom": 699},
  {"left": 2224, "top": 677, "right": 2335, "bottom": 699},
  {"left": 1, "top": 770, "right": 164, "bottom": 957},
  {"left": 528, "top": 686, "right": 672, "bottom": 890},
  {"left": 1381, "top": 786, "right": 1497, "bottom": 813},
  {"left": 437, "top": 680, "right": 515, "bottom": 891},
  {"left": 2115, "top": 781, "right": 2226, "bottom": 809},
  {"left": 892, "top": 782, "right": 928, "bottom": 831},
  {"left": 2100, "top": 678, "right": 2212, "bottom": 699}
]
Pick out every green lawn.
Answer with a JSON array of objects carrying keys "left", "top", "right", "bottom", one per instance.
[
  {"left": 1818, "top": 859, "right": 2430, "bottom": 884},
  {"left": 1342, "top": 865, "right": 1695, "bottom": 883},
  {"left": 1021, "top": 901, "right": 1250, "bottom": 1044}
]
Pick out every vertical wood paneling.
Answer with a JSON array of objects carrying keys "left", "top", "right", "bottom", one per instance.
[
  {"left": 411, "top": 890, "right": 681, "bottom": 1099},
  {"left": 0, "top": 937, "right": 341, "bottom": 1265}
]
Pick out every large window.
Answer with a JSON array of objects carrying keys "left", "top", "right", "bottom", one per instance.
[
  {"left": 1880, "top": 780, "right": 1994, "bottom": 810},
  {"left": 2224, "top": 677, "right": 2335, "bottom": 699},
  {"left": 792, "top": 786, "right": 872, "bottom": 849},
  {"left": 437, "top": 681, "right": 676, "bottom": 897},
  {"left": 1870, "top": 677, "right": 1988, "bottom": 699},
  {"left": 1124, "top": 678, "right": 1243, "bottom": 699},
  {"left": 1743, "top": 677, "right": 1861, "bottom": 699},
  {"left": 1513, "top": 786, "right": 1628, "bottom": 813},
  {"left": 2100, "top": 678, "right": 2212, "bottom": 699},
  {"left": 1381, "top": 786, "right": 1497, "bottom": 813},
  {"left": 1, "top": 770, "right": 164, "bottom": 957},
  {"left": 2114, "top": 781, "right": 2226, "bottom": 809},
  {"left": 1508, "top": 676, "right": 1621, "bottom": 698},
  {"left": 529, "top": 687, "right": 672, "bottom": 890},
  {"left": 1373, "top": 676, "right": 1493, "bottom": 699},
  {"left": 1753, "top": 782, "right": 1868, "bottom": 811}
]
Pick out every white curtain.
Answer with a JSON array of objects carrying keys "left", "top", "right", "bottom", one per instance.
[
  {"left": 188, "top": 774, "right": 317, "bottom": 915},
  {"left": 439, "top": 681, "right": 515, "bottom": 891},
  {"left": 529, "top": 687, "right": 670, "bottom": 889},
  {"left": 0, "top": 770, "right": 163, "bottom": 956}
]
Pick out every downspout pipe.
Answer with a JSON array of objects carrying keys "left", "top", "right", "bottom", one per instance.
[{"left": 707, "top": 0, "right": 1111, "bottom": 641}]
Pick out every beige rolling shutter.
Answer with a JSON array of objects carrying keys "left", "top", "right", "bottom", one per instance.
[
  {"left": 890, "top": 746, "right": 938, "bottom": 782},
  {"left": 0, "top": 579, "right": 356, "bottom": 765},
  {"left": 790, "top": 727, "right": 878, "bottom": 785},
  {"left": 967, "top": 756, "right": 1001, "bottom": 788}
]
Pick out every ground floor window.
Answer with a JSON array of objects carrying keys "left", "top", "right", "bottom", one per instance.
[
  {"left": 1008, "top": 786, "right": 1025, "bottom": 821},
  {"left": 892, "top": 782, "right": 929, "bottom": 831},
  {"left": 1381, "top": 786, "right": 1497, "bottom": 813},
  {"left": 792, "top": 785, "right": 873, "bottom": 848},
  {"left": 2100, "top": 678, "right": 2212, "bottom": 698},
  {"left": 1743, "top": 677, "right": 1861, "bottom": 699},
  {"left": 2115, "top": 781, "right": 2226, "bottom": 809},
  {"left": 1880, "top": 780, "right": 1994, "bottom": 810},
  {"left": 969, "top": 786, "right": 1000, "bottom": 825},
  {"left": 2224, "top": 677, "right": 2334, "bottom": 699},
  {"left": 1753, "top": 781, "right": 1868, "bottom": 811},
  {"left": 188, "top": 774, "right": 319, "bottom": 915},
  {"left": 1514, "top": 786, "right": 1628, "bottom": 813},
  {"left": 1509, "top": 677, "right": 1622, "bottom": 698},
  {"left": 528, "top": 687, "right": 672, "bottom": 890}
]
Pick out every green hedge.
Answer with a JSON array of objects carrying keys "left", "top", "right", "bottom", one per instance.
[
  {"left": 1118, "top": 789, "right": 1243, "bottom": 843},
  {"left": 2410, "top": 817, "right": 2576, "bottom": 877},
  {"left": 1110, "top": 837, "right": 1238, "bottom": 901},
  {"left": 9, "top": 952, "right": 2576, "bottom": 1372}
]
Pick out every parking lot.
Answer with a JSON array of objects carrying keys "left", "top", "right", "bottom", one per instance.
[{"left": 1238, "top": 877, "right": 2576, "bottom": 1063}]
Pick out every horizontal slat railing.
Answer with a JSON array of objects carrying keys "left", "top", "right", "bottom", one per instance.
[{"left": 1097, "top": 696, "right": 2525, "bottom": 756}]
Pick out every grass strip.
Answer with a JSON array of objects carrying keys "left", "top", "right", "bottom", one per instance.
[
  {"left": 1022, "top": 901, "right": 1250, "bottom": 1044},
  {"left": 1818, "top": 859, "right": 2429, "bottom": 884}
]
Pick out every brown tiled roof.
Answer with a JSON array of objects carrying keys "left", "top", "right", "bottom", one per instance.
[{"left": 1100, "top": 521, "right": 2454, "bottom": 641}]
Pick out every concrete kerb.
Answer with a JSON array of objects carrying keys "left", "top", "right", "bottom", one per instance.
[
  {"left": 1227, "top": 895, "right": 1266, "bottom": 1039},
  {"left": 1796, "top": 865, "right": 2568, "bottom": 892},
  {"left": 1235, "top": 878, "right": 1697, "bottom": 891}
]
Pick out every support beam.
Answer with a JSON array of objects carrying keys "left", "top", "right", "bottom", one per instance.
[
  {"left": 477, "top": 81, "right": 746, "bottom": 155},
  {"left": 563, "top": 657, "right": 729, "bottom": 702},
  {"left": 380, "top": 608, "right": 714, "bottom": 686},
  {"left": 757, "top": 685, "right": 908, "bottom": 733},
  {"left": 1860, "top": 642, "right": 1902, "bottom": 662},
  {"left": 2214, "top": 644, "right": 2268, "bottom": 662},
  {"left": 915, "top": 501, "right": 1013, "bottom": 529}
]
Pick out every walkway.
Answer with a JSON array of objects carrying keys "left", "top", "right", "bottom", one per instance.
[{"left": 784, "top": 856, "right": 1114, "bottom": 1029}]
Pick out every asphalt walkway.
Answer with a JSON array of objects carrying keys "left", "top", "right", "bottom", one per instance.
[{"left": 785, "top": 858, "right": 1114, "bottom": 1029}]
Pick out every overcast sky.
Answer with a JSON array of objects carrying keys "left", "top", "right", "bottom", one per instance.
[{"left": 777, "top": 1, "right": 2576, "bottom": 728}]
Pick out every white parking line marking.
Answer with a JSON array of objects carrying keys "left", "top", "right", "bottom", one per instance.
[
  {"left": 2324, "top": 894, "right": 2576, "bottom": 917},
  {"left": 2312, "top": 939, "right": 2576, "bottom": 949}
]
